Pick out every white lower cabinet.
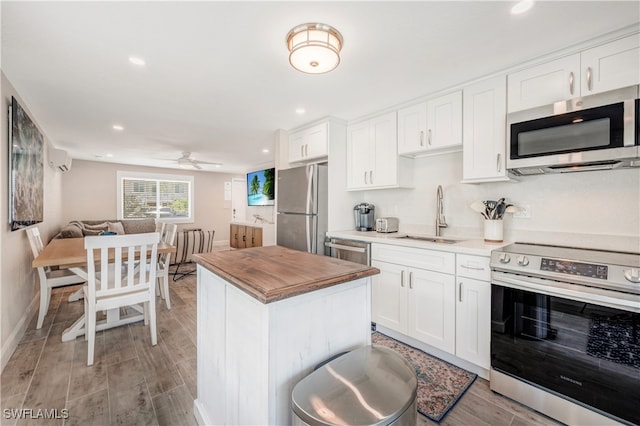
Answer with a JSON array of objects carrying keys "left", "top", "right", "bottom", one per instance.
[
  {"left": 371, "top": 244, "right": 456, "bottom": 354},
  {"left": 455, "top": 254, "right": 491, "bottom": 369},
  {"left": 371, "top": 243, "right": 491, "bottom": 370}
]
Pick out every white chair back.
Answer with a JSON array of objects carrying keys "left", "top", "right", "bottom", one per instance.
[
  {"left": 160, "top": 224, "right": 178, "bottom": 265},
  {"left": 85, "top": 233, "right": 160, "bottom": 300},
  {"left": 26, "top": 227, "right": 45, "bottom": 259}
]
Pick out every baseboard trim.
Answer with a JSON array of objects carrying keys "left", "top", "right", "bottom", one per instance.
[{"left": 1, "top": 293, "right": 38, "bottom": 372}]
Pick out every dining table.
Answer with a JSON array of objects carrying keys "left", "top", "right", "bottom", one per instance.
[{"left": 32, "top": 236, "right": 176, "bottom": 342}]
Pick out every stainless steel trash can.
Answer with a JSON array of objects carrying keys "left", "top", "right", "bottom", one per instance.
[{"left": 291, "top": 345, "right": 418, "bottom": 426}]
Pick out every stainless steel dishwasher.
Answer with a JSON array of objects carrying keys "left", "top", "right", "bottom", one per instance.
[{"left": 325, "top": 238, "right": 370, "bottom": 266}]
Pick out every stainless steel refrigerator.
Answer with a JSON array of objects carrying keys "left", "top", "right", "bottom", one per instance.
[{"left": 276, "top": 164, "right": 328, "bottom": 254}]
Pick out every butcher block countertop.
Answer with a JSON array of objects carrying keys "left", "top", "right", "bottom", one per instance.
[{"left": 193, "top": 245, "right": 379, "bottom": 304}]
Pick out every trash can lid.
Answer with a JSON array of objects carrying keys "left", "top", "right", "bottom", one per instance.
[{"left": 291, "top": 345, "right": 418, "bottom": 426}]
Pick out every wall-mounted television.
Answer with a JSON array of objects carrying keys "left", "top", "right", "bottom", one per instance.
[{"left": 247, "top": 167, "right": 275, "bottom": 206}]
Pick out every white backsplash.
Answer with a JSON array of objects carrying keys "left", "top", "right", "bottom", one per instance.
[{"left": 360, "top": 152, "right": 640, "bottom": 252}]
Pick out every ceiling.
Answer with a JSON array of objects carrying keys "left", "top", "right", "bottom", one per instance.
[{"left": 2, "top": 1, "right": 639, "bottom": 173}]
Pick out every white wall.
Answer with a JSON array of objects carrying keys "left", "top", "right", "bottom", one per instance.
[
  {"left": 359, "top": 151, "right": 640, "bottom": 252},
  {"left": 1, "top": 71, "right": 66, "bottom": 370},
  {"left": 60, "top": 160, "right": 242, "bottom": 242}
]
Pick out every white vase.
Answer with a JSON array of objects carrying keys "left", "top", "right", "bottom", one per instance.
[{"left": 484, "top": 219, "right": 503, "bottom": 242}]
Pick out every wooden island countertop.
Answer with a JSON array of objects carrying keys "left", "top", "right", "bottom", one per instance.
[{"left": 193, "top": 245, "right": 379, "bottom": 304}]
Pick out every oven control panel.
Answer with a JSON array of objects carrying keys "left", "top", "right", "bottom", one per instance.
[{"left": 540, "top": 258, "right": 608, "bottom": 279}]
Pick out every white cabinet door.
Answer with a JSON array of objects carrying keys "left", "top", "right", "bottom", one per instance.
[
  {"left": 346, "top": 120, "right": 372, "bottom": 189},
  {"left": 427, "top": 90, "right": 462, "bottom": 150},
  {"left": 371, "top": 260, "right": 407, "bottom": 333},
  {"left": 397, "top": 91, "right": 462, "bottom": 155},
  {"left": 288, "top": 122, "right": 329, "bottom": 163},
  {"left": 507, "top": 54, "right": 580, "bottom": 113},
  {"left": 370, "top": 111, "right": 398, "bottom": 187},
  {"left": 407, "top": 268, "right": 456, "bottom": 354},
  {"left": 347, "top": 112, "right": 402, "bottom": 190},
  {"left": 288, "top": 131, "right": 306, "bottom": 163},
  {"left": 455, "top": 277, "right": 491, "bottom": 369},
  {"left": 397, "top": 102, "right": 427, "bottom": 155},
  {"left": 581, "top": 34, "right": 640, "bottom": 95},
  {"left": 462, "top": 75, "right": 509, "bottom": 182}
]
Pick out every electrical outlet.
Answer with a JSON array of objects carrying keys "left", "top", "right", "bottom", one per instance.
[{"left": 514, "top": 204, "right": 531, "bottom": 219}]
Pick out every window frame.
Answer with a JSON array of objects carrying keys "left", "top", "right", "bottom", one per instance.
[{"left": 116, "top": 171, "right": 195, "bottom": 223}]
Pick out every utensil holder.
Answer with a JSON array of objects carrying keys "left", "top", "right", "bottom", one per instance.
[{"left": 484, "top": 219, "right": 503, "bottom": 242}]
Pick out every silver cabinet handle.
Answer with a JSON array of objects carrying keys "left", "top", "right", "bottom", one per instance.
[
  {"left": 586, "top": 66, "right": 593, "bottom": 91},
  {"left": 364, "top": 171, "right": 368, "bottom": 185},
  {"left": 419, "top": 130, "right": 424, "bottom": 147},
  {"left": 460, "top": 264, "right": 485, "bottom": 271},
  {"left": 369, "top": 170, "right": 373, "bottom": 185},
  {"left": 401, "top": 270, "right": 405, "bottom": 287},
  {"left": 305, "top": 144, "right": 309, "bottom": 157},
  {"left": 569, "top": 72, "right": 575, "bottom": 95},
  {"left": 496, "top": 153, "right": 501, "bottom": 172},
  {"left": 459, "top": 282, "right": 463, "bottom": 302},
  {"left": 427, "top": 129, "right": 432, "bottom": 146},
  {"left": 300, "top": 145, "right": 304, "bottom": 158},
  {"left": 409, "top": 271, "right": 413, "bottom": 289}
]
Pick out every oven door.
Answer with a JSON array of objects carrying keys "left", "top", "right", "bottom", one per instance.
[{"left": 491, "top": 280, "right": 640, "bottom": 425}]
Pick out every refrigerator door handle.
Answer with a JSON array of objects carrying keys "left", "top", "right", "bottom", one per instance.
[
  {"left": 306, "top": 214, "right": 314, "bottom": 253},
  {"left": 306, "top": 165, "right": 314, "bottom": 214}
]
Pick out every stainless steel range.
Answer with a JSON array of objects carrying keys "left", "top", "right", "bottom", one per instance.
[{"left": 490, "top": 243, "right": 640, "bottom": 426}]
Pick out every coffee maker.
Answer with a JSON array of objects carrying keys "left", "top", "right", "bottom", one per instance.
[{"left": 353, "top": 203, "right": 375, "bottom": 231}]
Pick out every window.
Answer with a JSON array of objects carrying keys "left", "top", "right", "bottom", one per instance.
[{"left": 117, "top": 171, "right": 194, "bottom": 223}]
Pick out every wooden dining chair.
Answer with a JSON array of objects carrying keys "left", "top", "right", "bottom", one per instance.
[
  {"left": 157, "top": 223, "right": 178, "bottom": 309},
  {"left": 83, "top": 232, "right": 160, "bottom": 366},
  {"left": 26, "top": 227, "right": 85, "bottom": 329}
]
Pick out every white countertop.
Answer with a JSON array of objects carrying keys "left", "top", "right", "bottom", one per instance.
[{"left": 326, "top": 230, "right": 510, "bottom": 256}]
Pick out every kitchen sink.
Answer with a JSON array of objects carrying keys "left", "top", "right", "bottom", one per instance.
[{"left": 396, "top": 235, "right": 461, "bottom": 244}]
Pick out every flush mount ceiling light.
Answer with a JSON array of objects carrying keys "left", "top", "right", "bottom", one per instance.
[
  {"left": 511, "top": 0, "right": 534, "bottom": 15},
  {"left": 286, "top": 23, "right": 343, "bottom": 74}
]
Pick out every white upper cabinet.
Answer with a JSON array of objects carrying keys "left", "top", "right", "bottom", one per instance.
[
  {"left": 462, "top": 75, "right": 509, "bottom": 183},
  {"left": 508, "top": 54, "right": 581, "bottom": 113},
  {"left": 347, "top": 111, "right": 413, "bottom": 190},
  {"left": 508, "top": 34, "right": 640, "bottom": 112},
  {"left": 288, "top": 121, "right": 329, "bottom": 163},
  {"left": 581, "top": 34, "right": 640, "bottom": 95},
  {"left": 397, "top": 91, "right": 462, "bottom": 156}
]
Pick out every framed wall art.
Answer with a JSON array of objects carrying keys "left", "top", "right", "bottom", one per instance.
[{"left": 8, "top": 96, "right": 44, "bottom": 231}]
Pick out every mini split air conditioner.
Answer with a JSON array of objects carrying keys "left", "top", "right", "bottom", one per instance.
[{"left": 48, "top": 148, "right": 72, "bottom": 172}]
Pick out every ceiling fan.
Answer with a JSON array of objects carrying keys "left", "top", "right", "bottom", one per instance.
[{"left": 175, "top": 152, "right": 222, "bottom": 170}]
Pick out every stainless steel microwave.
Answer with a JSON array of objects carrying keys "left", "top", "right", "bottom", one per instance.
[{"left": 507, "top": 85, "right": 639, "bottom": 175}]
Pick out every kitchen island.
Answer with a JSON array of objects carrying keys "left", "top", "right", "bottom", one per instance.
[{"left": 192, "top": 245, "right": 379, "bottom": 426}]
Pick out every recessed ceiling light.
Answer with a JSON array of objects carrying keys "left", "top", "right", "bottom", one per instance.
[
  {"left": 112, "top": 124, "right": 124, "bottom": 131},
  {"left": 295, "top": 108, "right": 306, "bottom": 115},
  {"left": 106, "top": 153, "right": 114, "bottom": 158},
  {"left": 511, "top": 0, "right": 534, "bottom": 15},
  {"left": 128, "top": 56, "right": 146, "bottom": 66},
  {"left": 262, "top": 148, "right": 270, "bottom": 154}
]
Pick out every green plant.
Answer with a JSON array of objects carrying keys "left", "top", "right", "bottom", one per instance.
[
  {"left": 250, "top": 174, "right": 260, "bottom": 195},
  {"left": 262, "top": 168, "right": 275, "bottom": 199}
]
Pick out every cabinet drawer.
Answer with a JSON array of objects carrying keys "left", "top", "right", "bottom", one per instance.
[
  {"left": 456, "top": 254, "right": 490, "bottom": 281},
  {"left": 371, "top": 244, "right": 455, "bottom": 274}
]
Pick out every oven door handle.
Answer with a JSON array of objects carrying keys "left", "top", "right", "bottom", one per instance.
[{"left": 492, "top": 271, "right": 640, "bottom": 313}]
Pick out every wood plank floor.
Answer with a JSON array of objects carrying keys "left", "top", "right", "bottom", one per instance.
[{"left": 1, "top": 265, "right": 561, "bottom": 426}]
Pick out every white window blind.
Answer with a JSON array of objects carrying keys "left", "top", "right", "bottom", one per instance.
[{"left": 117, "top": 172, "right": 194, "bottom": 222}]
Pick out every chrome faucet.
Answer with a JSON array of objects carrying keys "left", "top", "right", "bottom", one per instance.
[{"left": 436, "top": 185, "right": 448, "bottom": 237}]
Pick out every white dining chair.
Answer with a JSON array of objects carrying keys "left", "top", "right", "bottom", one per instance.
[
  {"left": 155, "top": 220, "right": 166, "bottom": 239},
  {"left": 156, "top": 223, "right": 178, "bottom": 309},
  {"left": 26, "top": 227, "right": 85, "bottom": 329},
  {"left": 83, "top": 232, "right": 160, "bottom": 366}
]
